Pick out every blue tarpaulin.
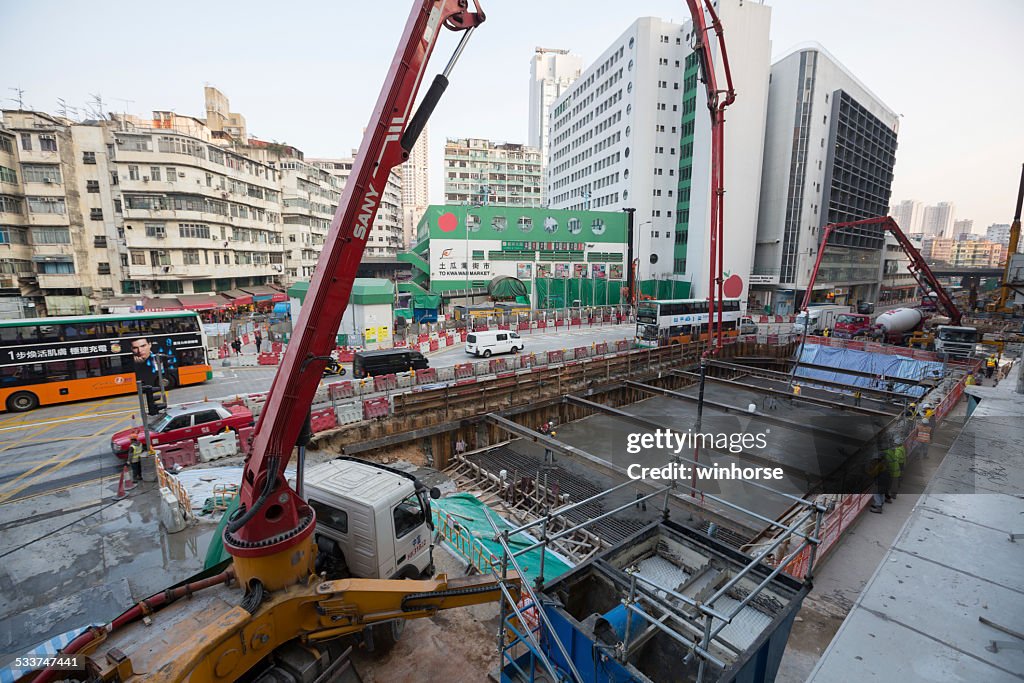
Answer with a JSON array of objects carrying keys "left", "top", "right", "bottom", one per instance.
[{"left": 796, "top": 344, "right": 943, "bottom": 397}]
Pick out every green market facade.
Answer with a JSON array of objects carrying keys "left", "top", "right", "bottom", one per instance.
[{"left": 401, "top": 205, "right": 690, "bottom": 307}]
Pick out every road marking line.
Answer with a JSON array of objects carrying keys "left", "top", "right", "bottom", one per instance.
[
  {"left": 0, "top": 416, "right": 130, "bottom": 502},
  {"left": 0, "top": 408, "right": 134, "bottom": 434}
]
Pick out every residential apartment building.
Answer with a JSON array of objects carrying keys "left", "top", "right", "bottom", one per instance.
[
  {"left": 753, "top": 44, "right": 899, "bottom": 313},
  {"left": 889, "top": 199, "right": 923, "bottom": 234},
  {"left": 952, "top": 218, "right": 973, "bottom": 241},
  {"left": 987, "top": 223, "right": 1011, "bottom": 245},
  {"left": 546, "top": 0, "right": 772, "bottom": 303},
  {"left": 443, "top": 138, "right": 543, "bottom": 208},
  {"left": 309, "top": 157, "right": 404, "bottom": 258},
  {"left": 922, "top": 201, "right": 955, "bottom": 237},
  {"left": 244, "top": 141, "right": 340, "bottom": 283},
  {"left": 112, "top": 112, "right": 285, "bottom": 299},
  {"left": 528, "top": 47, "right": 582, "bottom": 204},
  {"left": 922, "top": 237, "right": 1005, "bottom": 268},
  {"left": 401, "top": 122, "right": 430, "bottom": 249}
]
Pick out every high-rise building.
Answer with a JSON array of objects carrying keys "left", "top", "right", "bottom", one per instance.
[
  {"left": 1, "top": 108, "right": 288, "bottom": 315},
  {"left": 309, "top": 157, "right": 404, "bottom": 260},
  {"left": 443, "top": 138, "right": 542, "bottom": 208},
  {"left": 546, "top": 0, "right": 772, "bottom": 303},
  {"left": 245, "top": 142, "right": 340, "bottom": 284},
  {"left": 889, "top": 199, "right": 923, "bottom": 234},
  {"left": 922, "top": 201, "right": 955, "bottom": 237},
  {"left": 529, "top": 47, "right": 582, "bottom": 205},
  {"left": 952, "top": 218, "right": 973, "bottom": 241},
  {"left": 987, "top": 223, "right": 1011, "bottom": 245},
  {"left": 401, "top": 122, "right": 430, "bottom": 250},
  {"left": 753, "top": 44, "right": 899, "bottom": 313}
]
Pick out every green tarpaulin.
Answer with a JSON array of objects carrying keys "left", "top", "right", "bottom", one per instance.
[
  {"left": 487, "top": 276, "right": 528, "bottom": 300},
  {"left": 203, "top": 495, "right": 240, "bottom": 570},
  {"left": 432, "top": 493, "right": 572, "bottom": 585},
  {"left": 535, "top": 278, "right": 625, "bottom": 307},
  {"left": 412, "top": 293, "right": 442, "bottom": 310}
]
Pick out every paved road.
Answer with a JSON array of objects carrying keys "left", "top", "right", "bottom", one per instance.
[{"left": 0, "top": 324, "right": 636, "bottom": 508}]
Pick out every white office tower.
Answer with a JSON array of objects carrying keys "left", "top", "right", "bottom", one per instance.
[
  {"left": 529, "top": 48, "right": 582, "bottom": 205},
  {"left": 890, "top": 199, "right": 924, "bottom": 233},
  {"left": 545, "top": 0, "right": 772, "bottom": 302}
]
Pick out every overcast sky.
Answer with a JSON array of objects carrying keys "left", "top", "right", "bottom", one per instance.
[{"left": 4, "top": 0, "right": 1022, "bottom": 232}]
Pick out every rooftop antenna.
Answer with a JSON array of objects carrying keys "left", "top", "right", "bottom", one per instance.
[
  {"left": 112, "top": 97, "right": 135, "bottom": 118},
  {"left": 56, "top": 98, "right": 80, "bottom": 121},
  {"left": 8, "top": 87, "right": 25, "bottom": 109},
  {"left": 85, "top": 93, "right": 106, "bottom": 120}
]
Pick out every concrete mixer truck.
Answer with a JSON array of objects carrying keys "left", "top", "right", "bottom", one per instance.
[{"left": 874, "top": 307, "right": 927, "bottom": 344}]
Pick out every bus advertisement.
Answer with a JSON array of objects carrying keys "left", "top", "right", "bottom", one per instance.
[
  {"left": 635, "top": 298, "right": 743, "bottom": 347},
  {"left": 0, "top": 312, "right": 212, "bottom": 412}
]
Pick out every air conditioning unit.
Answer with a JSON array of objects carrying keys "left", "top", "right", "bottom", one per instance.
[
  {"left": 161, "top": 265, "right": 171, "bottom": 273},
  {"left": 143, "top": 176, "right": 150, "bottom": 182},
  {"left": 43, "top": 178, "right": 53, "bottom": 184},
  {"left": 178, "top": 172, "right": 186, "bottom": 178}
]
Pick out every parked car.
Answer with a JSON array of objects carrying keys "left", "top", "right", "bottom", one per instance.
[
  {"left": 111, "top": 401, "right": 253, "bottom": 458},
  {"left": 739, "top": 316, "right": 758, "bottom": 335},
  {"left": 465, "top": 330, "right": 525, "bottom": 357},
  {"left": 352, "top": 349, "right": 429, "bottom": 378}
]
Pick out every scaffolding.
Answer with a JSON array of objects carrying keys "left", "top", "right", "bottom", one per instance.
[{"left": 466, "top": 414, "right": 826, "bottom": 683}]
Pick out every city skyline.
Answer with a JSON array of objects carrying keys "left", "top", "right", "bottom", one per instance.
[{"left": 3, "top": 0, "right": 1022, "bottom": 233}]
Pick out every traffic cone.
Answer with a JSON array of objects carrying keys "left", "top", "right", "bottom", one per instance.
[
  {"left": 116, "top": 467, "right": 128, "bottom": 499},
  {"left": 124, "top": 463, "right": 137, "bottom": 491}
]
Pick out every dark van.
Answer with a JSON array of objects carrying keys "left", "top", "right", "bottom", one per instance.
[{"left": 352, "top": 349, "right": 429, "bottom": 378}]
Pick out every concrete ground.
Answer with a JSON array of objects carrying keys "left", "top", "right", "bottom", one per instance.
[
  {"left": 0, "top": 326, "right": 634, "bottom": 669},
  {"left": 775, "top": 401, "right": 967, "bottom": 682}
]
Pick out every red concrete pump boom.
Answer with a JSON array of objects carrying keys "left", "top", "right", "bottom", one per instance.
[
  {"left": 685, "top": 0, "right": 736, "bottom": 353},
  {"left": 800, "top": 216, "right": 963, "bottom": 325},
  {"left": 223, "top": 0, "right": 485, "bottom": 566}
]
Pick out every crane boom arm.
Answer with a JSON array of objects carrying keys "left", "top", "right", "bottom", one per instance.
[
  {"left": 223, "top": 1, "right": 485, "bottom": 560},
  {"left": 684, "top": 0, "right": 735, "bottom": 353},
  {"left": 800, "top": 216, "right": 962, "bottom": 325}
]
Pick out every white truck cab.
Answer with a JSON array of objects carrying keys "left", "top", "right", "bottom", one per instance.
[
  {"left": 466, "top": 329, "right": 524, "bottom": 357},
  {"left": 304, "top": 457, "right": 439, "bottom": 581}
]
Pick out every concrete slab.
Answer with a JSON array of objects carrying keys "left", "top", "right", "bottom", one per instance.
[{"left": 808, "top": 363, "right": 1024, "bottom": 683}]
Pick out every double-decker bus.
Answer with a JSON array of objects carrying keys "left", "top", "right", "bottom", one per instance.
[
  {"left": 0, "top": 311, "right": 212, "bottom": 412},
  {"left": 635, "top": 298, "right": 743, "bottom": 347}
]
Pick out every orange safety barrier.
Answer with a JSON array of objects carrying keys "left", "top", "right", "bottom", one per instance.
[
  {"left": 373, "top": 373, "right": 398, "bottom": 392},
  {"left": 595, "top": 342, "right": 608, "bottom": 355},
  {"left": 547, "top": 350, "right": 564, "bottom": 364},
  {"left": 429, "top": 340, "right": 439, "bottom": 352},
  {"left": 156, "top": 441, "right": 198, "bottom": 470},
  {"left": 415, "top": 368, "right": 438, "bottom": 384},
  {"left": 573, "top": 346, "right": 589, "bottom": 360},
  {"left": 454, "top": 363, "right": 474, "bottom": 379},
  {"left": 489, "top": 358, "right": 508, "bottom": 374},
  {"left": 310, "top": 406, "right": 338, "bottom": 433},
  {"left": 362, "top": 397, "right": 390, "bottom": 420},
  {"left": 328, "top": 381, "right": 354, "bottom": 400},
  {"left": 257, "top": 352, "right": 280, "bottom": 365}
]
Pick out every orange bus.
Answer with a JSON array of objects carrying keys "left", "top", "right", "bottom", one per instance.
[{"left": 0, "top": 311, "right": 212, "bottom": 412}]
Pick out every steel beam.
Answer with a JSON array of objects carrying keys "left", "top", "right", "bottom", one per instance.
[
  {"left": 564, "top": 395, "right": 819, "bottom": 482},
  {"left": 670, "top": 371, "right": 897, "bottom": 417},
  {"left": 707, "top": 359, "right": 916, "bottom": 401},
  {"left": 623, "top": 381, "right": 872, "bottom": 441},
  {"left": 483, "top": 414, "right": 762, "bottom": 537}
]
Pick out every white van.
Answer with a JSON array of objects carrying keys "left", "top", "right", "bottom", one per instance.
[{"left": 466, "top": 329, "right": 524, "bottom": 357}]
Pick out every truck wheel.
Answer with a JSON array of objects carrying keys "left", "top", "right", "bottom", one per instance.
[
  {"left": 6, "top": 391, "right": 38, "bottom": 412},
  {"left": 483, "top": 349, "right": 491, "bottom": 358},
  {"left": 367, "top": 619, "right": 405, "bottom": 656}
]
